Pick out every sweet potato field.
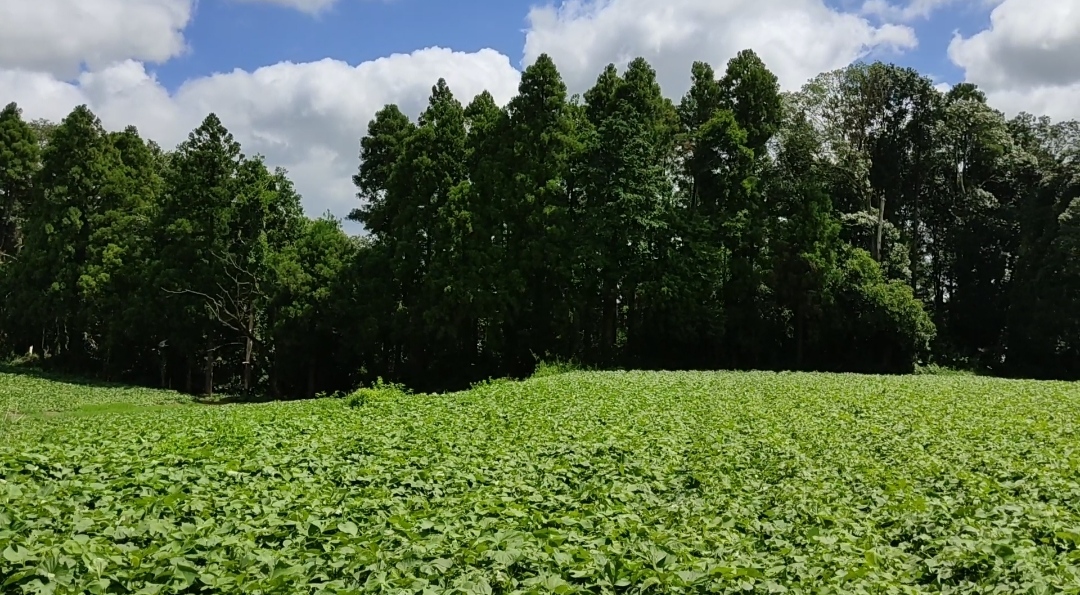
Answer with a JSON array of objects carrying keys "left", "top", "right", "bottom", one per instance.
[{"left": 3, "top": 370, "right": 1080, "bottom": 593}]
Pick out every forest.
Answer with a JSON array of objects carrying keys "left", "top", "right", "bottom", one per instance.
[{"left": 0, "top": 50, "right": 1078, "bottom": 396}]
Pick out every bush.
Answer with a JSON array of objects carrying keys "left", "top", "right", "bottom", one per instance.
[
  {"left": 344, "top": 377, "right": 410, "bottom": 408},
  {"left": 914, "top": 363, "right": 976, "bottom": 376},
  {"left": 823, "top": 246, "right": 936, "bottom": 373},
  {"left": 530, "top": 358, "right": 582, "bottom": 379},
  {"left": 470, "top": 376, "right": 513, "bottom": 390}
]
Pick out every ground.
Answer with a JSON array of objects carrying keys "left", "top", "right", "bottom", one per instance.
[{"left": 2, "top": 369, "right": 1080, "bottom": 593}]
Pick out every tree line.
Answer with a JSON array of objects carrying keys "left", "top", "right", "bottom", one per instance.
[{"left": 1, "top": 50, "right": 1078, "bottom": 396}]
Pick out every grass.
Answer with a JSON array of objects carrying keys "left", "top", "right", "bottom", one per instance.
[{"left": 2, "top": 370, "right": 1080, "bottom": 592}]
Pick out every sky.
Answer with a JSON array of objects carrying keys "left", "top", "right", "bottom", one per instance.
[{"left": 1, "top": 0, "right": 1077, "bottom": 232}]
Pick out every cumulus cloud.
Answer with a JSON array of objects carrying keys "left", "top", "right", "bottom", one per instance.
[
  {"left": 948, "top": 0, "right": 1080, "bottom": 89},
  {"left": 1, "top": 49, "right": 522, "bottom": 224},
  {"left": 522, "top": 0, "right": 917, "bottom": 96},
  {"left": 974, "top": 84, "right": 1080, "bottom": 123},
  {"left": 948, "top": 0, "right": 1080, "bottom": 120},
  {"left": 0, "top": 0, "right": 192, "bottom": 79}
]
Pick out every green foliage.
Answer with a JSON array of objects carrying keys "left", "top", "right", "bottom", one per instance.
[
  {"left": 719, "top": 49, "right": 782, "bottom": 156},
  {"left": 4, "top": 50, "right": 1080, "bottom": 392},
  {"left": 914, "top": 363, "right": 977, "bottom": 376},
  {"left": 0, "top": 372, "right": 188, "bottom": 417},
  {"left": 270, "top": 215, "right": 358, "bottom": 395},
  {"left": 0, "top": 102, "right": 39, "bottom": 261},
  {"left": 529, "top": 358, "right": 582, "bottom": 378},
  {"left": 468, "top": 376, "right": 514, "bottom": 390},
  {"left": 5, "top": 370, "right": 1080, "bottom": 592},
  {"left": 343, "top": 377, "right": 411, "bottom": 408},
  {"left": 824, "top": 247, "right": 936, "bottom": 372}
]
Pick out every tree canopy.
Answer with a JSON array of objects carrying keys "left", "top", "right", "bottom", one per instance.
[{"left": 1, "top": 51, "right": 1078, "bottom": 395}]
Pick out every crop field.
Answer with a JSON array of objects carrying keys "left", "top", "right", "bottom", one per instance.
[
  {"left": 2, "top": 371, "right": 1080, "bottom": 593},
  {"left": 0, "top": 371, "right": 188, "bottom": 418}
]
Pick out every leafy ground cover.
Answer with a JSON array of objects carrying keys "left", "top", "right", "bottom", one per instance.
[
  {"left": 2, "top": 370, "right": 1080, "bottom": 593},
  {"left": 0, "top": 371, "right": 190, "bottom": 419}
]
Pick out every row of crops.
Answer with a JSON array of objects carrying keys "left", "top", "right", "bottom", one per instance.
[{"left": 2, "top": 370, "right": 1080, "bottom": 592}]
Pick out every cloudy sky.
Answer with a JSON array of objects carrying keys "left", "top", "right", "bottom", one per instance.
[{"left": 0, "top": 0, "right": 1076, "bottom": 233}]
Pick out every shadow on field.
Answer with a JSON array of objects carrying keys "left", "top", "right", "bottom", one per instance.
[
  {"left": 190, "top": 394, "right": 298, "bottom": 406},
  {"left": 0, "top": 362, "right": 134, "bottom": 390},
  {"left": 0, "top": 362, "right": 308, "bottom": 407}
]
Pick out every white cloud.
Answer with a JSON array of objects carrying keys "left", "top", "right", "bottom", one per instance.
[
  {"left": 0, "top": 49, "right": 522, "bottom": 228},
  {"left": 0, "top": 0, "right": 193, "bottom": 79},
  {"left": 971, "top": 83, "right": 1080, "bottom": 123},
  {"left": 230, "top": 0, "right": 340, "bottom": 14},
  {"left": 522, "top": 0, "right": 917, "bottom": 96},
  {"left": 948, "top": 0, "right": 1080, "bottom": 89},
  {"left": 0, "top": 69, "right": 88, "bottom": 120},
  {"left": 948, "top": 0, "right": 1080, "bottom": 120}
]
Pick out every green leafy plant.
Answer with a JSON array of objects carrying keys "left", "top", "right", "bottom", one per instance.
[
  {"left": 915, "top": 363, "right": 977, "bottom": 376},
  {"left": 344, "top": 377, "right": 410, "bottom": 408},
  {"left": 530, "top": 357, "right": 582, "bottom": 379},
  {"left": 3, "top": 370, "right": 1080, "bottom": 593}
]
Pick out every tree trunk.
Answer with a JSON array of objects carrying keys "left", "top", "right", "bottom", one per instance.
[
  {"left": 468, "top": 317, "right": 480, "bottom": 368},
  {"left": 601, "top": 287, "right": 617, "bottom": 364},
  {"left": 626, "top": 282, "right": 638, "bottom": 363},
  {"left": 159, "top": 349, "right": 167, "bottom": 388},
  {"left": 270, "top": 349, "right": 281, "bottom": 399},
  {"left": 874, "top": 192, "right": 886, "bottom": 262},
  {"left": 381, "top": 340, "right": 391, "bottom": 380},
  {"left": 243, "top": 311, "right": 254, "bottom": 392},
  {"left": 306, "top": 356, "right": 316, "bottom": 399},
  {"left": 910, "top": 161, "right": 923, "bottom": 296},
  {"left": 204, "top": 338, "right": 214, "bottom": 397},
  {"left": 796, "top": 304, "right": 805, "bottom": 369},
  {"left": 932, "top": 222, "right": 944, "bottom": 318}
]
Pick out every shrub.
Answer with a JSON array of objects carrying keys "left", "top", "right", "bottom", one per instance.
[
  {"left": 344, "top": 377, "right": 410, "bottom": 408},
  {"left": 530, "top": 358, "right": 582, "bottom": 379}
]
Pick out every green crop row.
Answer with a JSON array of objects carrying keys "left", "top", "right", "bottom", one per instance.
[{"left": 2, "top": 371, "right": 1080, "bottom": 593}]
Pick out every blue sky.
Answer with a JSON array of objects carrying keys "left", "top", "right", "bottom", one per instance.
[
  {"left": 877, "top": 2, "right": 986, "bottom": 82},
  {"left": 155, "top": 0, "right": 535, "bottom": 91},
  {"left": 157, "top": 0, "right": 983, "bottom": 93}
]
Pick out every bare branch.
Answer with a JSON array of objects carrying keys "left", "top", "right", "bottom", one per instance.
[{"left": 161, "top": 259, "right": 266, "bottom": 350}]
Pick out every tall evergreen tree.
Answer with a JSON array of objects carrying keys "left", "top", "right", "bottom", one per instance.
[
  {"left": 12, "top": 105, "right": 119, "bottom": 362},
  {"left": 156, "top": 113, "right": 243, "bottom": 394},
  {"left": 79, "top": 126, "right": 163, "bottom": 377},
  {"left": 719, "top": 49, "right": 782, "bottom": 157},
  {"left": 503, "top": 54, "right": 581, "bottom": 371},
  {"left": 0, "top": 103, "right": 39, "bottom": 262},
  {"left": 768, "top": 109, "right": 841, "bottom": 368},
  {"left": 715, "top": 52, "right": 783, "bottom": 367}
]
